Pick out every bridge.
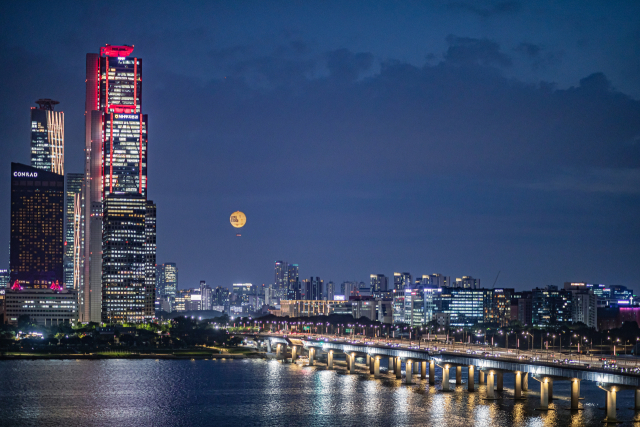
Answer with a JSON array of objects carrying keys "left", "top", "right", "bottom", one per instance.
[{"left": 245, "top": 333, "right": 640, "bottom": 424}]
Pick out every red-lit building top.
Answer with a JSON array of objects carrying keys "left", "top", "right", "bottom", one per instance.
[{"left": 100, "top": 44, "right": 135, "bottom": 57}]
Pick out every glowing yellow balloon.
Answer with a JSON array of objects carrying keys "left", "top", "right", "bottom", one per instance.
[{"left": 230, "top": 211, "right": 246, "bottom": 228}]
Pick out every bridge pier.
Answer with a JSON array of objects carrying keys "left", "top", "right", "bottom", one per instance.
[
  {"left": 429, "top": 360, "right": 435, "bottom": 385},
  {"left": 421, "top": 361, "right": 427, "bottom": 380},
  {"left": 442, "top": 365, "right": 451, "bottom": 391},
  {"left": 468, "top": 365, "right": 475, "bottom": 392},
  {"left": 486, "top": 371, "right": 496, "bottom": 399},
  {"left": 309, "top": 347, "right": 316, "bottom": 366},
  {"left": 347, "top": 353, "right": 355, "bottom": 374},
  {"left": 605, "top": 388, "right": 618, "bottom": 423},
  {"left": 514, "top": 371, "right": 522, "bottom": 399},
  {"left": 395, "top": 357, "right": 402, "bottom": 379},
  {"left": 413, "top": 361, "right": 419, "bottom": 374},
  {"left": 548, "top": 378, "right": 553, "bottom": 400},
  {"left": 389, "top": 357, "right": 395, "bottom": 374},
  {"left": 327, "top": 350, "right": 334, "bottom": 369},
  {"left": 406, "top": 360, "right": 414, "bottom": 384},
  {"left": 366, "top": 354, "right": 371, "bottom": 368},
  {"left": 291, "top": 345, "right": 298, "bottom": 361},
  {"left": 496, "top": 371, "right": 503, "bottom": 391},
  {"left": 369, "top": 355, "right": 374, "bottom": 374},
  {"left": 479, "top": 369, "right": 485, "bottom": 385},
  {"left": 539, "top": 378, "right": 549, "bottom": 410},
  {"left": 635, "top": 389, "right": 640, "bottom": 411},
  {"left": 456, "top": 366, "right": 462, "bottom": 385},
  {"left": 267, "top": 340, "right": 272, "bottom": 353},
  {"left": 522, "top": 372, "right": 528, "bottom": 391},
  {"left": 276, "top": 343, "right": 282, "bottom": 358},
  {"left": 571, "top": 379, "right": 581, "bottom": 410},
  {"left": 374, "top": 356, "right": 381, "bottom": 378}
]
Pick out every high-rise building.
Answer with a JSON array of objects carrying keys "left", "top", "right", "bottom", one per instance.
[
  {"left": 64, "top": 173, "right": 83, "bottom": 289},
  {"left": 30, "top": 99, "right": 64, "bottom": 175},
  {"left": 275, "top": 261, "right": 288, "bottom": 293},
  {"left": 101, "top": 195, "right": 150, "bottom": 322},
  {"left": 145, "top": 200, "right": 156, "bottom": 311},
  {"left": 213, "top": 286, "right": 230, "bottom": 308},
  {"left": 370, "top": 274, "right": 388, "bottom": 293},
  {"left": 532, "top": 286, "right": 572, "bottom": 327},
  {"left": 157, "top": 263, "right": 178, "bottom": 300},
  {"left": 455, "top": 276, "right": 480, "bottom": 289},
  {"left": 434, "top": 287, "right": 490, "bottom": 327},
  {"left": 422, "top": 274, "right": 451, "bottom": 287},
  {"left": 10, "top": 163, "right": 64, "bottom": 289},
  {"left": 326, "top": 281, "right": 335, "bottom": 300},
  {"left": 200, "top": 281, "right": 212, "bottom": 311},
  {"left": 287, "top": 264, "right": 299, "bottom": 300},
  {"left": 0, "top": 269, "right": 9, "bottom": 289},
  {"left": 393, "top": 272, "right": 412, "bottom": 290},
  {"left": 82, "top": 44, "right": 148, "bottom": 322}
]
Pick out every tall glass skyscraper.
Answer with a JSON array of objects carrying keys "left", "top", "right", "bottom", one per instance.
[
  {"left": 64, "top": 173, "right": 83, "bottom": 289},
  {"left": 30, "top": 99, "right": 64, "bottom": 175},
  {"left": 10, "top": 163, "right": 64, "bottom": 289},
  {"left": 82, "top": 44, "right": 153, "bottom": 323}
]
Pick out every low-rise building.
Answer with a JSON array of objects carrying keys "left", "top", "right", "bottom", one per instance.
[{"left": 4, "top": 288, "right": 77, "bottom": 326}]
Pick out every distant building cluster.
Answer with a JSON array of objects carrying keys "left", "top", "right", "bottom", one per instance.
[{"left": 265, "top": 266, "right": 638, "bottom": 332}]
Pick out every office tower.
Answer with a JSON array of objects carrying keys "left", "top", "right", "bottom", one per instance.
[
  {"left": 275, "top": 261, "right": 288, "bottom": 295},
  {"left": 30, "top": 99, "right": 64, "bottom": 174},
  {"left": 0, "top": 269, "right": 9, "bottom": 288},
  {"left": 486, "top": 288, "right": 514, "bottom": 327},
  {"left": 433, "top": 287, "right": 491, "bottom": 327},
  {"left": 10, "top": 163, "right": 64, "bottom": 289},
  {"left": 370, "top": 274, "right": 388, "bottom": 292},
  {"left": 393, "top": 272, "right": 412, "bottom": 290},
  {"left": 532, "top": 286, "right": 573, "bottom": 327},
  {"left": 101, "top": 195, "right": 149, "bottom": 322},
  {"left": 82, "top": 44, "right": 147, "bottom": 322},
  {"left": 455, "top": 276, "right": 480, "bottom": 289},
  {"left": 326, "top": 281, "right": 335, "bottom": 300},
  {"left": 145, "top": 200, "right": 156, "bottom": 312},
  {"left": 287, "top": 264, "right": 299, "bottom": 299},
  {"left": 199, "top": 281, "right": 212, "bottom": 311},
  {"left": 64, "top": 173, "right": 83, "bottom": 289},
  {"left": 157, "top": 263, "right": 178, "bottom": 300},
  {"left": 309, "top": 277, "right": 323, "bottom": 301},
  {"left": 424, "top": 274, "right": 450, "bottom": 288},
  {"left": 213, "top": 286, "right": 230, "bottom": 308}
]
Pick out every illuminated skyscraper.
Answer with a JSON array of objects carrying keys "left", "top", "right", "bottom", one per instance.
[
  {"left": 64, "top": 173, "right": 83, "bottom": 289},
  {"left": 101, "top": 195, "right": 149, "bottom": 322},
  {"left": 275, "top": 261, "right": 288, "bottom": 294},
  {"left": 10, "top": 163, "right": 64, "bottom": 289},
  {"left": 30, "top": 99, "right": 64, "bottom": 175},
  {"left": 145, "top": 200, "right": 156, "bottom": 313},
  {"left": 157, "top": 263, "right": 178, "bottom": 300},
  {"left": 82, "top": 44, "right": 149, "bottom": 322}
]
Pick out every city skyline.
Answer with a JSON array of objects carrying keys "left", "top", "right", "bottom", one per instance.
[{"left": 0, "top": 2, "right": 639, "bottom": 293}]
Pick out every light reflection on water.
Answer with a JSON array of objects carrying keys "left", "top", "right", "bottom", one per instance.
[{"left": 0, "top": 359, "right": 638, "bottom": 426}]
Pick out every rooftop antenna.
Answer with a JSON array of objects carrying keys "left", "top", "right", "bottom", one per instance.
[{"left": 492, "top": 271, "right": 501, "bottom": 289}]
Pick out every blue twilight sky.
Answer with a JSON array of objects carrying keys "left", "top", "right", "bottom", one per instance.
[{"left": 0, "top": 1, "right": 639, "bottom": 292}]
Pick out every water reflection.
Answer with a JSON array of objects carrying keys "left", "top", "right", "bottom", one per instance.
[{"left": 0, "top": 360, "right": 632, "bottom": 426}]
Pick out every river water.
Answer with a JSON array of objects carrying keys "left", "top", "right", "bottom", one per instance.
[{"left": 0, "top": 358, "right": 639, "bottom": 426}]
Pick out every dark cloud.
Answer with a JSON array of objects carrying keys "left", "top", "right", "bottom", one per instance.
[
  {"left": 448, "top": 1, "right": 521, "bottom": 18},
  {"left": 514, "top": 42, "right": 563, "bottom": 70},
  {"left": 325, "top": 48, "right": 374, "bottom": 81},
  {"left": 444, "top": 35, "right": 512, "bottom": 67}
]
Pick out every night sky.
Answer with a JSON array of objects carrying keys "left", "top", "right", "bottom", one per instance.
[{"left": 1, "top": 1, "right": 639, "bottom": 292}]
